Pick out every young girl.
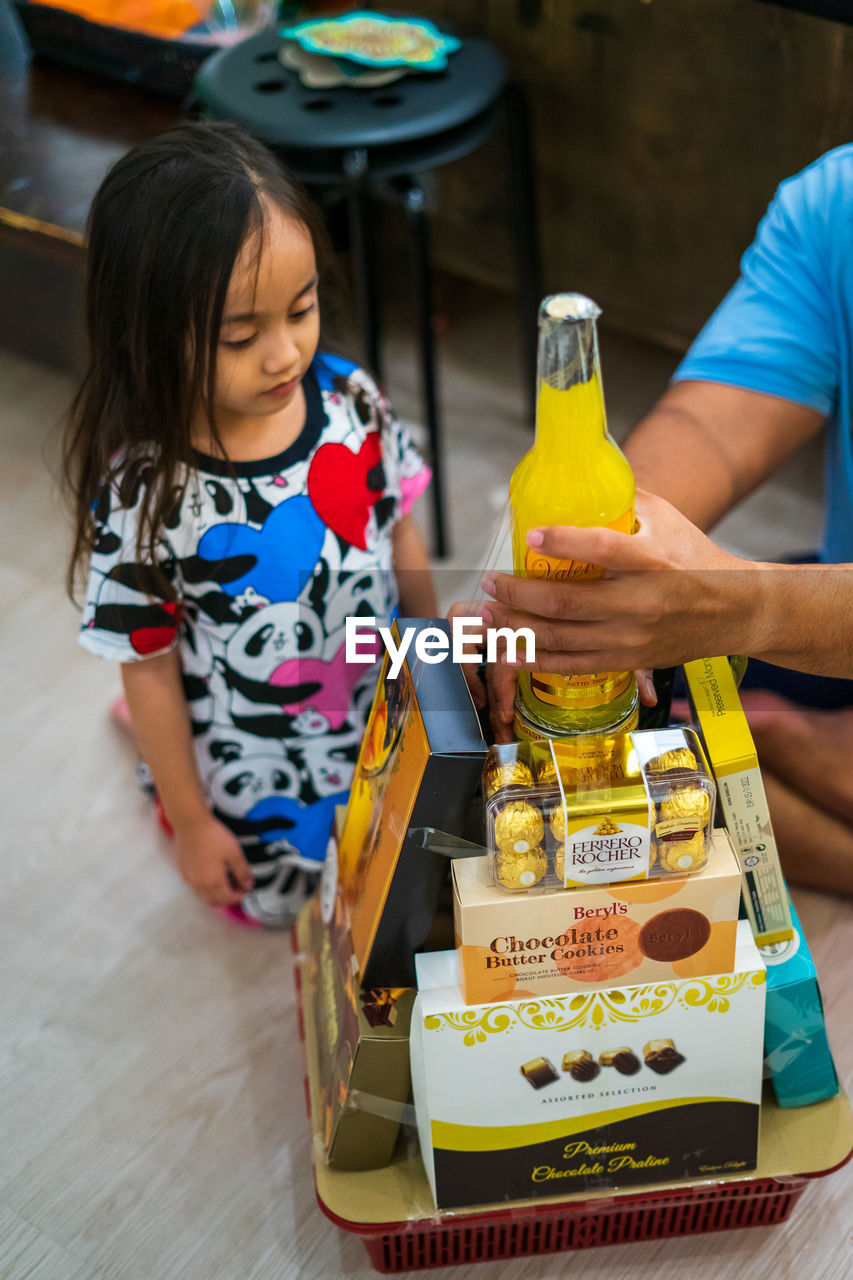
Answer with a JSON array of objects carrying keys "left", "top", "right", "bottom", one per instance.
[{"left": 65, "top": 121, "right": 436, "bottom": 927}]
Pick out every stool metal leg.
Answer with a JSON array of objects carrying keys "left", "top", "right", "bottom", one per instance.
[
  {"left": 503, "top": 83, "right": 542, "bottom": 429},
  {"left": 403, "top": 179, "right": 449, "bottom": 560},
  {"left": 344, "top": 148, "right": 383, "bottom": 381}
]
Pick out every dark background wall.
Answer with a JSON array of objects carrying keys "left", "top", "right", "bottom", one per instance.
[{"left": 403, "top": 0, "right": 853, "bottom": 347}]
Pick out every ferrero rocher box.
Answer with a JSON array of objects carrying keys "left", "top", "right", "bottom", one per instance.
[
  {"left": 454, "top": 829, "right": 742, "bottom": 1003},
  {"left": 305, "top": 893, "right": 415, "bottom": 1171},
  {"left": 411, "top": 921, "right": 766, "bottom": 1210},
  {"left": 484, "top": 728, "right": 716, "bottom": 892},
  {"left": 336, "top": 618, "right": 487, "bottom": 988}
]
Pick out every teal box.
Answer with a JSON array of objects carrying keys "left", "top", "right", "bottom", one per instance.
[{"left": 761, "top": 898, "right": 838, "bottom": 1108}]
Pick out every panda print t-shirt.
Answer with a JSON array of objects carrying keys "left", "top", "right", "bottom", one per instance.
[{"left": 80, "top": 353, "right": 430, "bottom": 879}]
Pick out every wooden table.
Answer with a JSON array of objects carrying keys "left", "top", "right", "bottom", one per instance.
[{"left": 0, "top": 0, "right": 180, "bottom": 368}]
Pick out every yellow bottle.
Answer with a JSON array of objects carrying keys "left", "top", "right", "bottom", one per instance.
[{"left": 510, "top": 293, "right": 638, "bottom": 735}]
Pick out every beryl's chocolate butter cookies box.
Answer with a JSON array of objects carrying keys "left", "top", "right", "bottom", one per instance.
[
  {"left": 454, "top": 828, "right": 742, "bottom": 1003},
  {"left": 336, "top": 618, "right": 487, "bottom": 988},
  {"left": 411, "top": 921, "right": 766, "bottom": 1210},
  {"left": 306, "top": 893, "right": 415, "bottom": 1171}
]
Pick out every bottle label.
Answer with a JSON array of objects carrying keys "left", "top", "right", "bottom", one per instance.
[
  {"left": 521, "top": 509, "right": 634, "bottom": 712},
  {"left": 522, "top": 508, "right": 634, "bottom": 582},
  {"left": 524, "top": 549, "right": 604, "bottom": 581}
]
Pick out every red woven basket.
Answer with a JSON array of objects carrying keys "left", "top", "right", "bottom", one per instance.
[{"left": 319, "top": 1174, "right": 807, "bottom": 1273}]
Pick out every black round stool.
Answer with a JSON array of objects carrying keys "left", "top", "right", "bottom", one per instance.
[{"left": 190, "top": 28, "right": 541, "bottom": 558}]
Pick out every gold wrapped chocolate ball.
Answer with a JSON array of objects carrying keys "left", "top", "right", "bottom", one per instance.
[
  {"left": 483, "top": 758, "right": 534, "bottom": 797},
  {"left": 493, "top": 800, "right": 544, "bottom": 854},
  {"left": 549, "top": 804, "right": 568, "bottom": 841},
  {"left": 647, "top": 746, "right": 698, "bottom": 774},
  {"left": 656, "top": 831, "right": 707, "bottom": 873},
  {"left": 535, "top": 758, "right": 559, "bottom": 787},
  {"left": 496, "top": 845, "right": 547, "bottom": 889},
  {"left": 554, "top": 843, "right": 565, "bottom": 881},
  {"left": 659, "top": 786, "right": 710, "bottom": 825}
]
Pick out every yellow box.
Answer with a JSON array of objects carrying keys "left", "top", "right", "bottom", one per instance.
[{"left": 684, "top": 656, "right": 793, "bottom": 947}]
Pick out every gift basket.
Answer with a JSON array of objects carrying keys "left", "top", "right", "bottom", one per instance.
[
  {"left": 292, "top": 623, "right": 849, "bottom": 1270},
  {"left": 294, "top": 906, "right": 851, "bottom": 1272},
  {"left": 292, "top": 295, "right": 849, "bottom": 1271}
]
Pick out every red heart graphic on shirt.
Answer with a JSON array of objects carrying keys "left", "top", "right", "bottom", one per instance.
[
  {"left": 130, "top": 602, "right": 181, "bottom": 655},
  {"left": 307, "top": 434, "right": 383, "bottom": 550}
]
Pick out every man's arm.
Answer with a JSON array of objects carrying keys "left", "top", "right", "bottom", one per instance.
[
  {"left": 479, "top": 493, "right": 853, "bottom": 682},
  {"left": 624, "top": 379, "right": 826, "bottom": 530},
  {"left": 479, "top": 381, "right": 827, "bottom": 737}
]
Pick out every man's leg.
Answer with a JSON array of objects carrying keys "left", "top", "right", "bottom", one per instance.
[
  {"left": 759, "top": 772, "right": 853, "bottom": 897},
  {"left": 739, "top": 690, "right": 853, "bottom": 896},
  {"left": 741, "top": 691, "right": 853, "bottom": 826}
]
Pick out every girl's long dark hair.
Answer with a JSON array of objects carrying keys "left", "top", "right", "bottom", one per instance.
[{"left": 63, "top": 120, "right": 333, "bottom": 601}]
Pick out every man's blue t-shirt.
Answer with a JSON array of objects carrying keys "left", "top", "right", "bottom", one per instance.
[{"left": 674, "top": 144, "right": 853, "bottom": 564}]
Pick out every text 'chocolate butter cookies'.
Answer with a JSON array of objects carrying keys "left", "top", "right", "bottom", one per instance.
[
  {"left": 562, "top": 1050, "right": 600, "bottom": 1081},
  {"left": 638, "top": 907, "right": 711, "bottom": 961},
  {"left": 520, "top": 1057, "right": 559, "bottom": 1089}
]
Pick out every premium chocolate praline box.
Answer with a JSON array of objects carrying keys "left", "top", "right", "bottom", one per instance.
[{"left": 411, "top": 921, "right": 766, "bottom": 1210}]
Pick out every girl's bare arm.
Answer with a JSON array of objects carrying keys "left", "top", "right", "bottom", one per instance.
[
  {"left": 121, "top": 651, "right": 253, "bottom": 906},
  {"left": 392, "top": 513, "right": 438, "bottom": 617}
]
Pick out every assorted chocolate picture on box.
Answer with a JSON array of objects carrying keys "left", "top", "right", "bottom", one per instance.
[{"left": 521, "top": 1040, "right": 684, "bottom": 1087}]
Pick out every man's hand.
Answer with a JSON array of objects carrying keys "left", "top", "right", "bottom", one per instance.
[
  {"left": 478, "top": 489, "right": 761, "bottom": 676},
  {"left": 174, "top": 815, "right": 255, "bottom": 908},
  {"left": 449, "top": 602, "right": 658, "bottom": 744},
  {"left": 445, "top": 600, "right": 488, "bottom": 710}
]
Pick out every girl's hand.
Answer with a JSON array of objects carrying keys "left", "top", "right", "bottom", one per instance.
[{"left": 174, "top": 815, "right": 255, "bottom": 908}]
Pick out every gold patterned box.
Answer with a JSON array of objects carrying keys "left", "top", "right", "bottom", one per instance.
[
  {"left": 453, "top": 829, "right": 742, "bottom": 1003},
  {"left": 305, "top": 892, "right": 415, "bottom": 1171},
  {"left": 335, "top": 618, "right": 487, "bottom": 988},
  {"left": 411, "top": 921, "right": 766, "bottom": 1210}
]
